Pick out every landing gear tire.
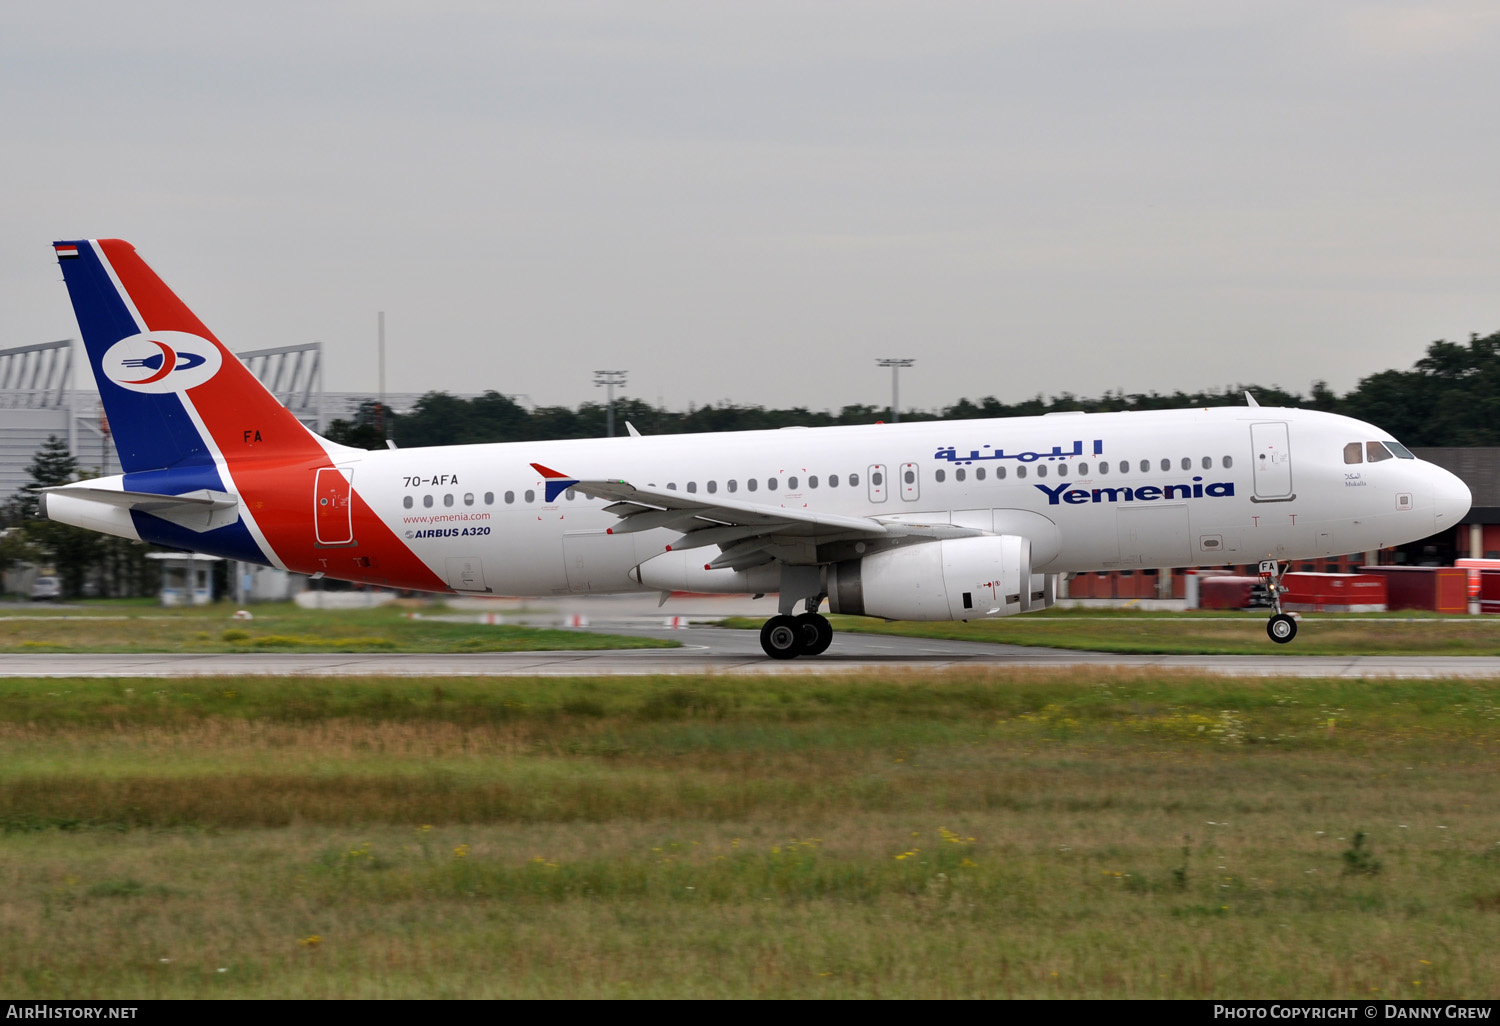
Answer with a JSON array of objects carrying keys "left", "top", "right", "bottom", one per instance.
[
  {"left": 761, "top": 615, "right": 804, "bottom": 659},
  {"left": 1267, "top": 613, "right": 1297, "bottom": 645},
  {"left": 795, "top": 612, "right": 834, "bottom": 656}
]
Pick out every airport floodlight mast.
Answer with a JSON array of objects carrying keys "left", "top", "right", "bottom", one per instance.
[
  {"left": 876, "top": 358, "right": 915, "bottom": 423},
  {"left": 594, "top": 370, "right": 628, "bottom": 437}
]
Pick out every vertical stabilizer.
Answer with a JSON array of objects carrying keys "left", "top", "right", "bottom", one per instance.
[
  {"left": 50, "top": 239, "right": 448, "bottom": 590},
  {"left": 53, "top": 239, "right": 322, "bottom": 474}
]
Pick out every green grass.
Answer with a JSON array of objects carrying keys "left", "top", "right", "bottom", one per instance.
[
  {"left": 1, "top": 671, "right": 1499, "bottom": 997},
  {"left": 722, "top": 609, "right": 1500, "bottom": 655},
  {"left": 0, "top": 601, "right": 675, "bottom": 653}
]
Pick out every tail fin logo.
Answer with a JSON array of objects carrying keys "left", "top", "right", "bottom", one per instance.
[{"left": 101, "top": 332, "right": 223, "bottom": 393}]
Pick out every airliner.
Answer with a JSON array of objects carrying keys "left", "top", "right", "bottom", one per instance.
[{"left": 40, "top": 239, "right": 1472, "bottom": 657}]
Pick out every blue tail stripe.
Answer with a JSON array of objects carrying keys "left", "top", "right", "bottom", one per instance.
[
  {"left": 128, "top": 511, "right": 273, "bottom": 566},
  {"left": 55, "top": 241, "right": 213, "bottom": 473}
]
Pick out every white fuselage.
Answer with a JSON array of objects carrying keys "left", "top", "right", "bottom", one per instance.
[{"left": 320, "top": 406, "right": 1468, "bottom": 597}]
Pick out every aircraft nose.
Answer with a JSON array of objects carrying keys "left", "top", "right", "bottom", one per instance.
[{"left": 1432, "top": 465, "right": 1472, "bottom": 530}]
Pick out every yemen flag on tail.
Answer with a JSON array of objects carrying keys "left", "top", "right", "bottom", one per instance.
[
  {"left": 54, "top": 244, "right": 79, "bottom": 259},
  {"left": 531, "top": 463, "right": 579, "bottom": 503}
]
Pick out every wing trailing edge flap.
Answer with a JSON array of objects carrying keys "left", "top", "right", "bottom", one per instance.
[
  {"left": 605, "top": 507, "right": 711, "bottom": 535},
  {"left": 43, "top": 485, "right": 240, "bottom": 533},
  {"left": 572, "top": 478, "right": 890, "bottom": 540}
]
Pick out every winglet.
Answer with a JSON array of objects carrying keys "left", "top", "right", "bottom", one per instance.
[
  {"left": 530, "top": 463, "right": 579, "bottom": 503},
  {"left": 1244, "top": 391, "right": 1260, "bottom": 408}
]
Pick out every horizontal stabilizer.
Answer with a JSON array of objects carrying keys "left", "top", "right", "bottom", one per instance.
[{"left": 41, "top": 484, "right": 240, "bottom": 533}]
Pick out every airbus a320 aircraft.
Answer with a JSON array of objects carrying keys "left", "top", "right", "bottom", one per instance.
[{"left": 41, "top": 240, "right": 1472, "bottom": 657}]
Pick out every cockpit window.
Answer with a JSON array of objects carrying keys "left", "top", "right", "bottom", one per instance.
[
  {"left": 1385, "top": 441, "right": 1416, "bottom": 459},
  {"left": 1366, "top": 441, "right": 1394, "bottom": 463},
  {"left": 1343, "top": 442, "right": 1363, "bottom": 464}
]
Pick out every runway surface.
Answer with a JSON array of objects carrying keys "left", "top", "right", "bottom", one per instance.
[{"left": 3, "top": 623, "right": 1497, "bottom": 678}]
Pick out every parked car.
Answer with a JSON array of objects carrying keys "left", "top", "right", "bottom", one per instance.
[{"left": 30, "top": 575, "right": 60, "bottom": 601}]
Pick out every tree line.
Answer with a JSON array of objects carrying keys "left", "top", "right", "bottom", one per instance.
[
  {"left": 0, "top": 436, "right": 155, "bottom": 599},
  {"left": 327, "top": 330, "right": 1500, "bottom": 450}
]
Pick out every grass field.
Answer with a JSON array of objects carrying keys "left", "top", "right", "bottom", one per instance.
[
  {"left": 1, "top": 670, "right": 1498, "bottom": 998},
  {"left": 0, "top": 602, "right": 675, "bottom": 654},
  {"left": 724, "top": 608, "right": 1500, "bottom": 656}
]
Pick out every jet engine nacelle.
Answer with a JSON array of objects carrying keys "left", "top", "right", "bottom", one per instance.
[{"left": 827, "top": 535, "right": 1033, "bottom": 621}]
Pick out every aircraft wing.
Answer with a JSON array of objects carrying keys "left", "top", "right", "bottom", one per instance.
[{"left": 532, "top": 463, "right": 974, "bottom": 571}]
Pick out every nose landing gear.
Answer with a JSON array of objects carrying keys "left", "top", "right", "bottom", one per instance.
[
  {"left": 1267, "top": 612, "right": 1298, "bottom": 643},
  {"left": 1259, "top": 559, "right": 1299, "bottom": 644}
]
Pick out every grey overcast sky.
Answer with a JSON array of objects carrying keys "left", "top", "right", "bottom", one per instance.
[{"left": 3, "top": 1, "right": 1498, "bottom": 414}]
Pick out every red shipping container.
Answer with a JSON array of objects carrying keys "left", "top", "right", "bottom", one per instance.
[
  {"left": 1281, "top": 573, "right": 1387, "bottom": 613},
  {"left": 1357, "top": 566, "right": 1467, "bottom": 613},
  {"left": 1199, "top": 576, "right": 1262, "bottom": 610}
]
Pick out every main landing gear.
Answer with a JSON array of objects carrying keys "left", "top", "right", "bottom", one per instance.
[
  {"left": 760, "top": 610, "right": 833, "bottom": 659},
  {"left": 1259, "top": 559, "right": 1298, "bottom": 645}
]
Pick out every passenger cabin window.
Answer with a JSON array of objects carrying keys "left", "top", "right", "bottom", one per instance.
[
  {"left": 423, "top": 495, "right": 433, "bottom": 508},
  {"left": 1139, "top": 460, "right": 1149, "bottom": 473},
  {"left": 849, "top": 473, "right": 860, "bottom": 487},
  {"left": 1097, "top": 462, "right": 1108, "bottom": 475},
  {"left": 788, "top": 476, "right": 799, "bottom": 490},
  {"left": 1344, "top": 442, "right": 1363, "bottom": 464},
  {"left": 1037, "top": 465, "right": 1048, "bottom": 478},
  {"left": 728, "top": 480, "right": 737, "bottom": 492},
  {"left": 1222, "top": 456, "right": 1232, "bottom": 469},
  {"left": 1201, "top": 456, "right": 1212, "bottom": 470},
  {"left": 869, "top": 473, "right": 880, "bottom": 486},
  {"left": 403, "top": 496, "right": 413, "bottom": 509},
  {"left": 808, "top": 476, "right": 818, "bottom": 488},
  {"left": 1366, "top": 441, "right": 1394, "bottom": 463},
  {"left": 975, "top": 467, "right": 986, "bottom": 481},
  {"left": 484, "top": 491, "right": 494, "bottom": 505},
  {"left": 504, "top": 491, "right": 515, "bottom": 504},
  {"left": 996, "top": 466, "right": 1006, "bottom": 479},
  {"left": 1016, "top": 466, "right": 1027, "bottom": 479},
  {"left": 707, "top": 481, "right": 717, "bottom": 494},
  {"left": 1160, "top": 458, "right": 1171, "bottom": 472},
  {"left": 444, "top": 494, "right": 454, "bottom": 507},
  {"left": 1181, "top": 457, "right": 1191, "bottom": 471},
  {"left": 464, "top": 493, "right": 475, "bottom": 506},
  {"left": 935, "top": 469, "right": 946, "bottom": 483},
  {"left": 748, "top": 479, "right": 758, "bottom": 492},
  {"left": 1056, "top": 464, "right": 1066, "bottom": 477},
  {"left": 687, "top": 482, "right": 697, "bottom": 493},
  {"left": 829, "top": 475, "right": 839, "bottom": 487},
  {"left": 1079, "top": 462, "right": 1089, "bottom": 475},
  {"left": 768, "top": 478, "right": 779, "bottom": 491},
  {"left": 956, "top": 468, "right": 966, "bottom": 482},
  {"left": 525, "top": 489, "right": 535, "bottom": 503},
  {"left": 564, "top": 489, "right": 575, "bottom": 501}
]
